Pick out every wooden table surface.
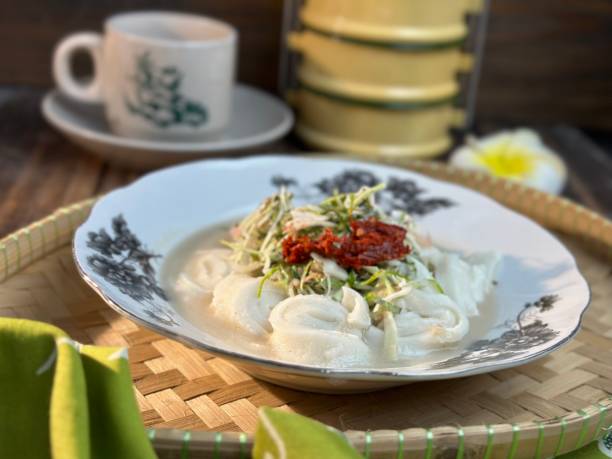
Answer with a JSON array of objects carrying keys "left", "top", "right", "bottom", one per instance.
[{"left": 1, "top": 87, "right": 612, "bottom": 238}]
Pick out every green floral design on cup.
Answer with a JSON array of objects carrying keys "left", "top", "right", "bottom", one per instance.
[{"left": 125, "top": 52, "right": 208, "bottom": 128}]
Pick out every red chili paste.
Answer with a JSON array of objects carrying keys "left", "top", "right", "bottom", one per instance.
[{"left": 282, "top": 218, "right": 411, "bottom": 269}]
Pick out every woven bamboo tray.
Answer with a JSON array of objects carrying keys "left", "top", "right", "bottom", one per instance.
[{"left": 1, "top": 160, "right": 611, "bottom": 459}]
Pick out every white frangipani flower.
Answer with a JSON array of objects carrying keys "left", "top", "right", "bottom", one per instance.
[{"left": 450, "top": 129, "right": 567, "bottom": 195}]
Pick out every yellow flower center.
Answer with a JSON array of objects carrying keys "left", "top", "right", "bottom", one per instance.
[{"left": 474, "top": 143, "right": 536, "bottom": 179}]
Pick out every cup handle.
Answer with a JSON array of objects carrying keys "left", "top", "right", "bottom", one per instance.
[{"left": 53, "top": 32, "right": 103, "bottom": 104}]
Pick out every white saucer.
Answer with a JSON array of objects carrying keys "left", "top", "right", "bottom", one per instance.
[{"left": 41, "top": 84, "right": 294, "bottom": 169}]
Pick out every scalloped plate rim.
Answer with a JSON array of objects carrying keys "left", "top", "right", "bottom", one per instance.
[{"left": 72, "top": 155, "right": 591, "bottom": 383}]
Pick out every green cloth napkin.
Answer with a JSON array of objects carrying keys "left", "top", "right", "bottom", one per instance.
[{"left": 0, "top": 318, "right": 156, "bottom": 459}]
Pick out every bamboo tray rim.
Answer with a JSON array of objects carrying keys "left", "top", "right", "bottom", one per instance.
[{"left": 1, "top": 158, "right": 611, "bottom": 457}]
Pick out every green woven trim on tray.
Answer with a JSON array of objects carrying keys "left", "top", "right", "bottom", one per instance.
[
  {"left": 575, "top": 409, "right": 591, "bottom": 449},
  {"left": 594, "top": 403, "right": 609, "bottom": 442},
  {"left": 506, "top": 424, "right": 520, "bottom": 459},
  {"left": 1, "top": 242, "right": 8, "bottom": 280},
  {"left": 396, "top": 431, "right": 404, "bottom": 459},
  {"left": 239, "top": 432, "right": 248, "bottom": 459},
  {"left": 456, "top": 427, "right": 465, "bottom": 459},
  {"left": 213, "top": 432, "right": 223, "bottom": 459},
  {"left": 364, "top": 431, "right": 372, "bottom": 458},
  {"left": 181, "top": 431, "right": 191, "bottom": 459},
  {"left": 60, "top": 207, "right": 76, "bottom": 233},
  {"left": 534, "top": 422, "right": 545, "bottom": 459},
  {"left": 424, "top": 429, "right": 434, "bottom": 459},
  {"left": 482, "top": 425, "right": 495, "bottom": 459},
  {"left": 23, "top": 228, "right": 34, "bottom": 266},
  {"left": 10, "top": 235, "right": 21, "bottom": 271},
  {"left": 37, "top": 221, "right": 47, "bottom": 258},
  {"left": 0, "top": 198, "right": 97, "bottom": 282},
  {"left": 554, "top": 418, "right": 568, "bottom": 457},
  {"left": 51, "top": 212, "right": 60, "bottom": 251}
]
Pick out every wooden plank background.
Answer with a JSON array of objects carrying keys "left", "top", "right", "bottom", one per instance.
[{"left": 0, "top": 0, "right": 611, "bottom": 130}]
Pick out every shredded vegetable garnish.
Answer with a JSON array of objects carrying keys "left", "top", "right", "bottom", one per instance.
[{"left": 223, "top": 184, "right": 444, "bottom": 323}]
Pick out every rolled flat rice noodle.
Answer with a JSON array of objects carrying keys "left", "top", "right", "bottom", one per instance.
[
  {"left": 420, "top": 247, "right": 500, "bottom": 317},
  {"left": 210, "top": 273, "right": 286, "bottom": 337},
  {"left": 384, "top": 289, "right": 469, "bottom": 358},
  {"left": 268, "top": 292, "right": 372, "bottom": 366},
  {"left": 174, "top": 249, "right": 233, "bottom": 306}
]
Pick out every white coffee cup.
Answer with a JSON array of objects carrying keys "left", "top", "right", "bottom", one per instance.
[{"left": 53, "top": 11, "right": 237, "bottom": 141}]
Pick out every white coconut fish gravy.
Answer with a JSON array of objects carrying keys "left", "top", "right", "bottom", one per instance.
[{"left": 162, "top": 222, "right": 499, "bottom": 369}]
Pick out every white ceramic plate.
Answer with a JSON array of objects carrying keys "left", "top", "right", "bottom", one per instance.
[
  {"left": 73, "top": 156, "right": 590, "bottom": 392},
  {"left": 41, "top": 85, "right": 294, "bottom": 169}
]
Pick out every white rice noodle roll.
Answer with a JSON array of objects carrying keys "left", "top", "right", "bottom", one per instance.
[
  {"left": 420, "top": 247, "right": 500, "bottom": 316},
  {"left": 174, "top": 249, "right": 233, "bottom": 306},
  {"left": 210, "top": 273, "right": 286, "bottom": 337},
  {"left": 269, "top": 294, "right": 370, "bottom": 366},
  {"left": 386, "top": 289, "right": 469, "bottom": 358}
]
